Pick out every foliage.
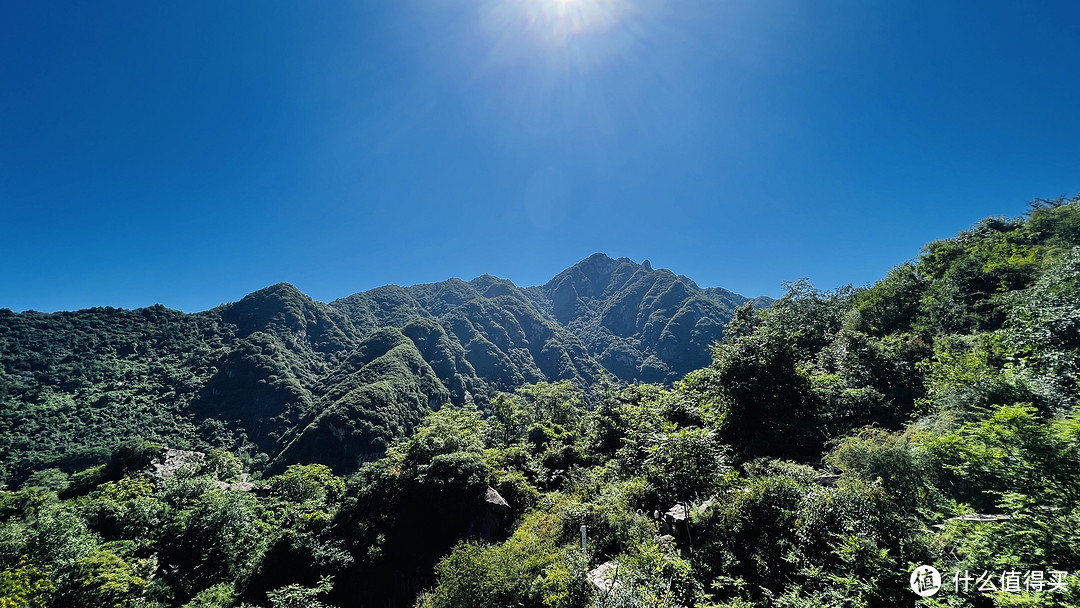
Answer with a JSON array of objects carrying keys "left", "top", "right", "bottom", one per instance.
[
  {"left": 59, "top": 549, "right": 148, "bottom": 608},
  {"left": 181, "top": 583, "right": 234, "bottom": 608},
  {"left": 0, "top": 200, "right": 1078, "bottom": 608},
  {"left": 264, "top": 576, "right": 334, "bottom": 608},
  {"left": 0, "top": 557, "right": 54, "bottom": 608}
]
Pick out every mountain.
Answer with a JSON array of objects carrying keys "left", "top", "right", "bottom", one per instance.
[
  {"left": 538, "top": 253, "right": 766, "bottom": 382},
  {"left": 5, "top": 200, "right": 1080, "bottom": 608},
  {"left": 0, "top": 255, "right": 768, "bottom": 482}
]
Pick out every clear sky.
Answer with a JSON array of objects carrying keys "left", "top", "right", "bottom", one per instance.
[{"left": 2, "top": 1, "right": 1078, "bottom": 313}]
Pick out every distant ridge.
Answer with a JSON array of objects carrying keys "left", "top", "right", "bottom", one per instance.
[{"left": 0, "top": 254, "right": 769, "bottom": 479}]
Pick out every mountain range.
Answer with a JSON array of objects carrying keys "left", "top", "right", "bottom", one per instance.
[{"left": 0, "top": 253, "right": 769, "bottom": 484}]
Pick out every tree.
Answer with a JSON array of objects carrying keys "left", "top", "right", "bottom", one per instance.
[
  {"left": 264, "top": 576, "right": 334, "bottom": 608},
  {"left": 181, "top": 584, "right": 234, "bottom": 608},
  {"left": 1005, "top": 246, "right": 1080, "bottom": 411},
  {"left": 165, "top": 490, "right": 270, "bottom": 599},
  {"left": 0, "top": 557, "right": 54, "bottom": 608},
  {"left": 390, "top": 405, "right": 486, "bottom": 479},
  {"left": 646, "top": 425, "right": 728, "bottom": 507},
  {"left": 268, "top": 465, "right": 343, "bottom": 510},
  {"left": 58, "top": 550, "right": 146, "bottom": 608}
]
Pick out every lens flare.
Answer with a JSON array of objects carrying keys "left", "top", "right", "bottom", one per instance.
[
  {"left": 481, "top": 0, "right": 633, "bottom": 59},
  {"left": 466, "top": 0, "right": 670, "bottom": 148}
]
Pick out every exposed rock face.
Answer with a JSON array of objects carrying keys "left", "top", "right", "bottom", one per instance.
[
  {"left": 588, "top": 561, "right": 621, "bottom": 593},
  {"left": 466, "top": 486, "right": 512, "bottom": 541},
  {"left": 150, "top": 448, "right": 206, "bottom": 479}
]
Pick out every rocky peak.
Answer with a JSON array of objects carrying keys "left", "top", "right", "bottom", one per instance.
[{"left": 543, "top": 254, "right": 655, "bottom": 322}]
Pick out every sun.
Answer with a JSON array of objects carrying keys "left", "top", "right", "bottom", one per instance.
[{"left": 483, "top": 0, "right": 627, "bottom": 49}]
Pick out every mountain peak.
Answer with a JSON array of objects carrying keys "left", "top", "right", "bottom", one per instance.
[
  {"left": 216, "top": 281, "right": 353, "bottom": 348},
  {"left": 221, "top": 282, "right": 310, "bottom": 315},
  {"left": 544, "top": 254, "right": 651, "bottom": 291},
  {"left": 581, "top": 252, "right": 616, "bottom": 265}
]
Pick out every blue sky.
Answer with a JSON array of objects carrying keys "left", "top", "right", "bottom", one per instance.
[{"left": 2, "top": 1, "right": 1078, "bottom": 313}]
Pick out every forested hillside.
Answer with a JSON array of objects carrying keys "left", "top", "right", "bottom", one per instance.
[
  {"left": 2, "top": 197, "right": 1080, "bottom": 608},
  {"left": 0, "top": 254, "right": 764, "bottom": 487}
]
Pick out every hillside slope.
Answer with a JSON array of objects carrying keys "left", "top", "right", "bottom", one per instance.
[
  {"left": 2, "top": 199, "right": 1079, "bottom": 608},
  {"left": 0, "top": 255, "right": 764, "bottom": 483}
]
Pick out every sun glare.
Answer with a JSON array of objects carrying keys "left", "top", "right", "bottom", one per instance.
[{"left": 483, "top": 0, "right": 628, "bottom": 50}]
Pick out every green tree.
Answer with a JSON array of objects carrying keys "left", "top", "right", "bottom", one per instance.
[
  {"left": 166, "top": 490, "right": 270, "bottom": 599},
  {"left": 391, "top": 405, "right": 486, "bottom": 478},
  {"left": 646, "top": 425, "right": 728, "bottom": 507},
  {"left": 59, "top": 550, "right": 146, "bottom": 608},
  {"left": 1005, "top": 246, "right": 1080, "bottom": 411},
  {"left": 0, "top": 557, "right": 54, "bottom": 608},
  {"left": 265, "top": 576, "right": 333, "bottom": 608},
  {"left": 181, "top": 583, "right": 234, "bottom": 608},
  {"left": 268, "top": 465, "right": 343, "bottom": 511}
]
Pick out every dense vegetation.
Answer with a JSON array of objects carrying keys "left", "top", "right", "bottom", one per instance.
[
  {"left": 0, "top": 254, "right": 762, "bottom": 487},
  {"left": 3, "top": 197, "right": 1080, "bottom": 607}
]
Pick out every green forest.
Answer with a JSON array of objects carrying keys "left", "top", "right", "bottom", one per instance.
[{"left": 2, "top": 197, "right": 1080, "bottom": 607}]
